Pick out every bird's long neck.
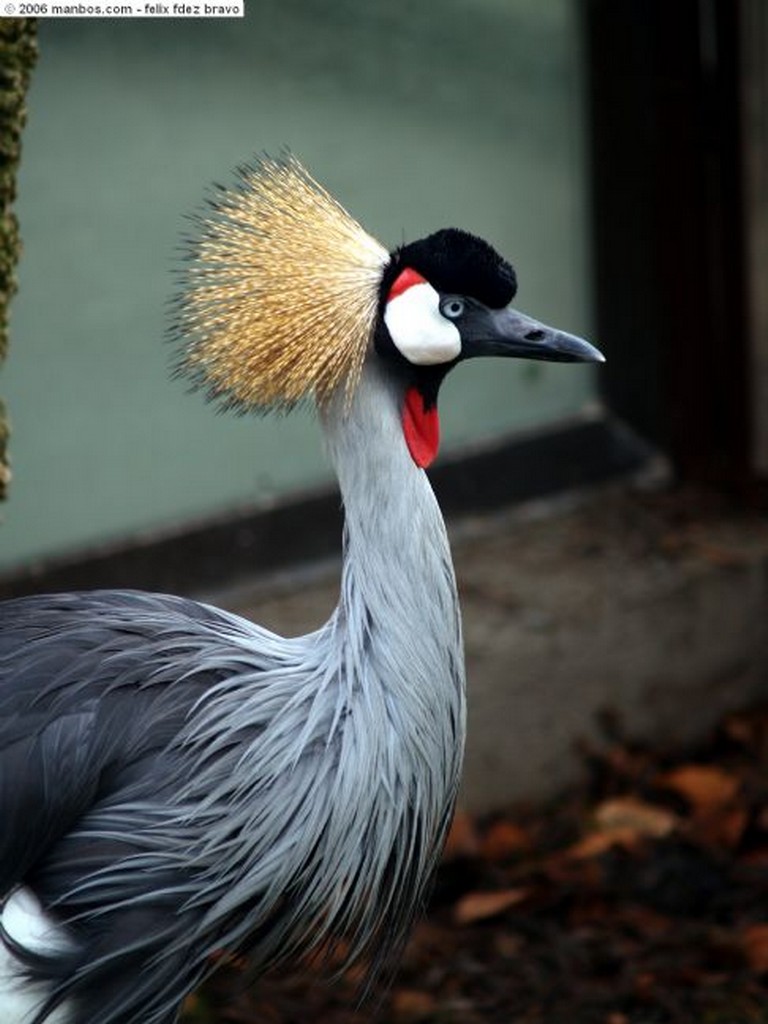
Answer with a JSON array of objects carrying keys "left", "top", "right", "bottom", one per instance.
[{"left": 322, "top": 362, "right": 465, "bottom": 787}]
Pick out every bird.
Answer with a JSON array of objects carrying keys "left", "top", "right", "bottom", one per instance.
[{"left": 0, "top": 154, "right": 603, "bottom": 1024}]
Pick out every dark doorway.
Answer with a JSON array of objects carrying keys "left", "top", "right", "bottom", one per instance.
[{"left": 584, "top": 0, "right": 753, "bottom": 490}]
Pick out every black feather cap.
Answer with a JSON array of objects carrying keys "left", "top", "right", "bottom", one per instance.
[{"left": 381, "top": 228, "right": 518, "bottom": 309}]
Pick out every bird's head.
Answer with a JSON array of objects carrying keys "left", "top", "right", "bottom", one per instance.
[
  {"left": 374, "top": 228, "right": 602, "bottom": 467},
  {"left": 173, "top": 155, "right": 603, "bottom": 468}
]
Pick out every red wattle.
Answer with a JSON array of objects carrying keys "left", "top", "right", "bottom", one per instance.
[{"left": 402, "top": 387, "right": 440, "bottom": 469}]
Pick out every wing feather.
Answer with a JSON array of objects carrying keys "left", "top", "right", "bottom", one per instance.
[{"left": 0, "top": 591, "right": 260, "bottom": 894}]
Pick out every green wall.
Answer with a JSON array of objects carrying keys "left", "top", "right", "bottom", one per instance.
[{"left": 1, "top": 0, "right": 596, "bottom": 572}]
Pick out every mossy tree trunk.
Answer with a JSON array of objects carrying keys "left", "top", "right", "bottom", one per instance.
[{"left": 0, "top": 18, "right": 37, "bottom": 502}]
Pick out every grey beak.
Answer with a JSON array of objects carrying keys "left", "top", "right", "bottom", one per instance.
[{"left": 463, "top": 306, "right": 605, "bottom": 364}]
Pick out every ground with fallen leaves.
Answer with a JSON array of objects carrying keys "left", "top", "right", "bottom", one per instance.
[{"left": 182, "top": 704, "right": 768, "bottom": 1024}]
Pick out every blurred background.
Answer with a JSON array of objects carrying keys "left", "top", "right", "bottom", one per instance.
[
  {"left": 2, "top": 4, "right": 768, "bottom": 1021},
  {"left": 1, "top": 1, "right": 767, "bottom": 805},
  {"left": 1, "top": 0, "right": 594, "bottom": 571}
]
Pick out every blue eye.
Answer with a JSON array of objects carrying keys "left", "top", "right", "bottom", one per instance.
[{"left": 441, "top": 298, "right": 465, "bottom": 320}]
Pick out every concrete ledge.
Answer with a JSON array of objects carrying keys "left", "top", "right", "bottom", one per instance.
[
  {"left": 456, "top": 488, "right": 768, "bottom": 811},
  {"left": 213, "top": 485, "right": 768, "bottom": 813}
]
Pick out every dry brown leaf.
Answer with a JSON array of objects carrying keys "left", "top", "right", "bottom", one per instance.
[
  {"left": 613, "top": 904, "right": 673, "bottom": 938},
  {"left": 443, "top": 809, "right": 480, "bottom": 860},
  {"left": 741, "top": 923, "right": 768, "bottom": 973},
  {"left": 479, "top": 820, "right": 532, "bottom": 860},
  {"left": 724, "top": 712, "right": 757, "bottom": 747},
  {"left": 633, "top": 971, "right": 658, "bottom": 997},
  {"left": 696, "top": 541, "right": 746, "bottom": 568},
  {"left": 453, "top": 887, "right": 529, "bottom": 925},
  {"left": 543, "top": 847, "right": 604, "bottom": 887},
  {"left": 658, "top": 764, "right": 741, "bottom": 816},
  {"left": 494, "top": 931, "right": 524, "bottom": 958},
  {"left": 696, "top": 805, "right": 749, "bottom": 849},
  {"left": 391, "top": 988, "right": 438, "bottom": 1020},
  {"left": 564, "top": 826, "right": 642, "bottom": 860},
  {"left": 600, "top": 744, "right": 653, "bottom": 783},
  {"left": 594, "top": 796, "right": 678, "bottom": 838},
  {"left": 742, "top": 846, "right": 768, "bottom": 868},
  {"left": 342, "top": 962, "right": 368, "bottom": 988},
  {"left": 724, "top": 710, "right": 768, "bottom": 754}
]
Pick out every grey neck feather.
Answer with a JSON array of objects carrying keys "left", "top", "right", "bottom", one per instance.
[
  {"left": 198, "top": 360, "right": 466, "bottom": 967},
  {"left": 322, "top": 360, "right": 465, "bottom": 734},
  {"left": 310, "top": 360, "right": 467, "bottom": 962}
]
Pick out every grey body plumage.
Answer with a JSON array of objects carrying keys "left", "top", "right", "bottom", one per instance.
[
  {"left": 0, "top": 155, "right": 602, "bottom": 1023},
  {"left": 0, "top": 366, "right": 464, "bottom": 1024}
]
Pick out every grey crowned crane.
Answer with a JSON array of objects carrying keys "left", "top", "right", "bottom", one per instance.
[{"left": 0, "top": 155, "right": 603, "bottom": 1024}]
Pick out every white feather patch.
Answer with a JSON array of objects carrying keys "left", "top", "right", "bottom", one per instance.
[
  {"left": 2, "top": 888, "right": 72, "bottom": 955},
  {"left": 384, "top": 282, "right": 461, "bottom": 366},
  {"left": 0, "top": 890, "right": 73, "bottom": 1024}
]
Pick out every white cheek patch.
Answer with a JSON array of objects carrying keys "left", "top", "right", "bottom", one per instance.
[{"left": 384, "top": 281, "right": 461, "bottom": 366}]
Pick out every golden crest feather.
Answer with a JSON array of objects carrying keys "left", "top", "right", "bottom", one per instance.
[{"left": 173, "top": 154, "right": 390, "bottom": 411}]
